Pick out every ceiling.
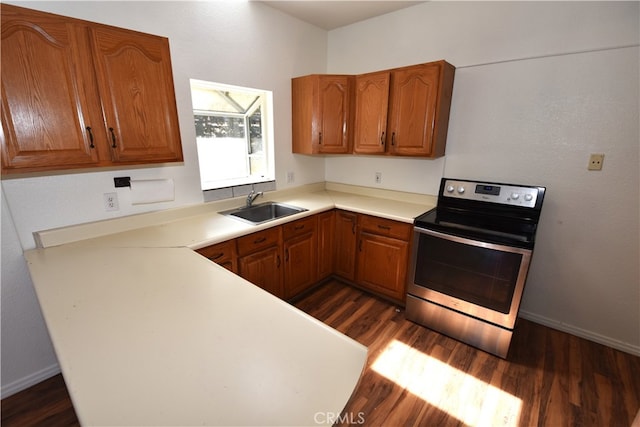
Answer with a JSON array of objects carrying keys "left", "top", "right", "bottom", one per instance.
[{"left": 256, "top": 1, "right": 425, "bottom": 30}]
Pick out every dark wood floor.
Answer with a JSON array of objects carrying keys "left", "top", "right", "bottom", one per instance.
[{"left": 2, "top": 280, "right": 639, "bottom": 426}]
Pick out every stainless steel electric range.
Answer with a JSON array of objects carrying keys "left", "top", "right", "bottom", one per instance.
[{"left": 406, "top": 178, "right": 546, "bottom": 358}]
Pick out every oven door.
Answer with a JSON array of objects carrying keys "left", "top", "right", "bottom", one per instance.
[{"left": 407, "top": 227, "right": 532, "bottom": 330}]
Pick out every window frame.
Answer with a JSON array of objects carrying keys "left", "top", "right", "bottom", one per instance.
[{"left": 190, "top": 79, "right": 275, "bottom": 191}]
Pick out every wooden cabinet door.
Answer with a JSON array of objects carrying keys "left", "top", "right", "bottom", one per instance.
[
  {"left": 283, "top": 231, "right": 317, "bottom": 299},
  {"left": 356, "top": 231, "right": 409, "bottom": 302},
  {"left": 292, "top": 75, "right": 351, "bottom": 154},
  {"left": 387, "top": 63, "right": 441, "bottom": 156},
  {"left": 282, "top": 216, "right": 317, "bottom": 299},
  {"left": 291, "top": 75, "right": 316, "bottom": 154},
  {"left": 334, "top": 210, "right": 358, "bottom": 282},
  {"left": 90, "top": 25, "right": 183, "bottom": 164},
  {"left": 238, "top": 246, "right": 283, "bottom": 298},
  {"left": 1, "top": 5, "right": 101, "bottom": 172},
  {"left": 353, "top": 71, "right": 389, "bottom": 154},
  {"left": 317, "top": 75, "right": 351, "bottom": 154},
  {"left": 317, "top": 211, "right": 335, "bottom": 281}
]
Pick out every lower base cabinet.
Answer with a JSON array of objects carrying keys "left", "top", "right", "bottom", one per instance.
[
  {"left": 196, "top": 209, "right": 412, "bottom": 304},
  {"left": 237, "top": 227, "right": 283, "bottom": 298},
  {"left": 334, "top": 210, "right": 358, "bottom": 281},
  {"left": 356, "top": 231, "right": 409, "bottom": 302},
  {"left": 283, "top": 216, "right": 318, "bottom": 299},
  {"left": 316, "top": 210, "right": 335, "bottom": 281},
  {"left": 238, "top": 246, "right": 283, "bottom": 298},
  {"left": 334, "top": 212, "right": 411, "bottom": 303}
]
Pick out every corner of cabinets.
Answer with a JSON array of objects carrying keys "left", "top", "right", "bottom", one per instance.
[
  {"left": 291, "top": 60, "right": 455, "bottom": 159},
  {"left": 197, "top": 209, "right": 411, "bottom": 306}
]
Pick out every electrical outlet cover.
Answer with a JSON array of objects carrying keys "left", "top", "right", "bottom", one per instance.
[
  {"left": 104, "top": 192, "right": 119, "bottom": 211},
  {"left": 588, "top": 153, "right": 604, "bottom": 171}
]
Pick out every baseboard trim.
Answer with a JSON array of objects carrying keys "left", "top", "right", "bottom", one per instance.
[
  {"left": 519, "top": 310, "right": 640, "bottom": 357},
  {"left": 1, "top": 363, "right": 60, "bottom": 399}
]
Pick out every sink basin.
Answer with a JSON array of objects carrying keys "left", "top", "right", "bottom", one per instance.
[{"left": 220, "top": 202, "right": 307, "bottom": 225}]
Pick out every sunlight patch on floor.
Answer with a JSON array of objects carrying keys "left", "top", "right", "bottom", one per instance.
[{"left": 371, "top": 339, "right": 522, "bottom": 426}]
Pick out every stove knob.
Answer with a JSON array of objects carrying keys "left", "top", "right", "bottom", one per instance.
[
  {"left": 511, "top": 193, "right": 520, "bottom": 200},
  {"left": 524, "top": 194, "right": 533, "bottom": 202},
  {"left": 457, "top": 186, "right": 465, "bottom": 194},
  {"left": 446, "top": 185, "right": 455, "bottom": 193}
]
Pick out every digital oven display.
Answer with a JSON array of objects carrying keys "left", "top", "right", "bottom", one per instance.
[{"left": 475, "top": 184, "right": 501, "bottom": 196}]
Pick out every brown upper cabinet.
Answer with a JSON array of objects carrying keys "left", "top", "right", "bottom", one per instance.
[
  {"left": 292, "top": 60, "right": 455, "bottom": 158},
  {"left": 352, "top": 71, "right": 391, "bottom": 155},
  {"left": 0, "top": 5, "right": 183, "bottom": 175},
  {"left": 354, "top": 61, "right": 455, "bottom": 157},
  {"left": 292, "top": 75, "right": 353, "bottom": 154}
]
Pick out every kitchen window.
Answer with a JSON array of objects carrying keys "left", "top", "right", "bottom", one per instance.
[{"left": 190, "top": 79, "right": 275, "bottom": 191}]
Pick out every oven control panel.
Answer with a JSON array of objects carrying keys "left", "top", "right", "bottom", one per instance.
[{"left": 442, "top": 179, "right": 540, "bottom": 208}]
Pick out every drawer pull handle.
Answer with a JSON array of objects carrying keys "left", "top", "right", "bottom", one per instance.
[
  {"left": 254, "top": 237, "right": 267, "bottom": 244},
  {"left": 359, "top": 239, "right": 363, "bottom": 252},
  {"left": 391, "top": 132, "right": 396, "bottom": 146},
  {"left": 378, "top": 225, "right": 391, "bottom": 230},
  {"left": 380, "top": 131, "right": 385, "bottom": 145},
  {"left": 211, "top": 252, "right": 224, "bottom": 260},
  {"left": 318, "top": 132, "right": 323, "bottom": 144},
  {"left": 86, "top": 126, "right": 95, "bottom": 148},
  {"left": 109, "top": 127, "right": 117, "bottom": 148},
  {"left": 294, "top": 225, "right": 305, "bottom": 230},
  {"left": 276, "top": 254, "right": 281, "bottom": 268},
  {"left": 285, "top": 249, "right": 289, "bottom": 262},
  {"left": 351, "top": 223, "right": 356, "bottom": 234}
]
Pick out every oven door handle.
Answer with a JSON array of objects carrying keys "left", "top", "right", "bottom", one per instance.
[{"left": 413, "top": 226, "right": 532, "bottom": 256}]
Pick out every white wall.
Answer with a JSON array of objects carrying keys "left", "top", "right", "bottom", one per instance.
[
  {"left": 1, "top": 0, "right": 327, "bottom": 396},
  {"left": 327, "top": 2, "right": 640, "bottom": 352}
]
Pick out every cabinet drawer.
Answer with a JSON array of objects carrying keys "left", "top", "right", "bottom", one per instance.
[
  {"left": 359, "top": 214, "right": 412, "bottom": 241},
  {"left": 196, "top": 240, "right": 236, "bottom": 263},
  {"left": 283, "top": 216, "right": 316, "bottom": 240},
  {"left": 237, "top": 227, "right": 281, "bottom": 256}
]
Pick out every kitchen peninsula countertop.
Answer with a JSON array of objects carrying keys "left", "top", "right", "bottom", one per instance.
[{"left": 24, "top": 183, "right": 435, "bottom": 426}]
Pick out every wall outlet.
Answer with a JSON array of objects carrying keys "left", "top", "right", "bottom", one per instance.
[
  {"left": 104, "top": 192, "right": 119, "bottom": 211},
  {"left": 588, "top": 153, "right": 604, "bottom": 171},
  {"left": 286, "top": 171, "right": 295, "bottom": 184},
  {"left": 375, "top": 172, "right": 382, "bottom": 184}
]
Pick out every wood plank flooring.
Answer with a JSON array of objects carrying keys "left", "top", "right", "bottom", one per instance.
[
  {"left": 2, "top": 279, "right": 639, "bottom": 426},
  {"left": 296, "top": 281, "right": 640, "bottom": 426}
]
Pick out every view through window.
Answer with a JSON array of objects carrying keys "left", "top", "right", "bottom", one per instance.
[{"left": 190, "top": 79, "right": 275, "bottom": 191}]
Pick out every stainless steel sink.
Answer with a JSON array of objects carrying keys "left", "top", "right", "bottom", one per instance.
[{"left": 220, "top": 202, "right": 307, "bottom": 225}]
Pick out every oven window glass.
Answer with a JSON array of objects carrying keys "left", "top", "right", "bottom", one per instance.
[{"left": 414, "top": 234, "right": 522, "bottom": 313}]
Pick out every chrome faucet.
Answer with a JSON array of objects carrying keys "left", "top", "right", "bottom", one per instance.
[{"left": 246, "top": 190, "right": 263, "bottom": 207}]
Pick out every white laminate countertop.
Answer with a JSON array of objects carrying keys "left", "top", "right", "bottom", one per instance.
[
  {"left": 25, "top": 183, "right": 436, "bottom": 426},
  {"left": 25, "top": 246, "right": 367, "bottom": 426}
]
